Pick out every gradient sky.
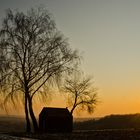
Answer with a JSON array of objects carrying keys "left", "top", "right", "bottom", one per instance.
[{"left": 1, "top": 0, "right": 140, "bottom": 117}]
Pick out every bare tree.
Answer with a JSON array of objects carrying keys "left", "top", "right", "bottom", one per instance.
[
  {"left": 0, "top": 7, "right": 78, "bottom": 133},
  {"left": 63, "top": 71, "right": 98, "bottom": 115}
]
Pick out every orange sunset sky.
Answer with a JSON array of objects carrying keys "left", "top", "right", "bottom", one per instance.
[{"left": 1, "top": 0, "right": 140, "bottom": 118}]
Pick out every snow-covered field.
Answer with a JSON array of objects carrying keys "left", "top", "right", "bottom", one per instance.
[
  {"left": 0, "top": 134, "right": 37, "bottom": 140},
  {"left": 1, "top": 130, "right": 140, "bottom": 140}
]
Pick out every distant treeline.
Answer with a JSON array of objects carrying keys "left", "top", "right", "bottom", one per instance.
[{"left": 74, "top": 114, "right": 140, "bottom": 130}]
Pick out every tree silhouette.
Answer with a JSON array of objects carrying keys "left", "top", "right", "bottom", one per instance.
[
  {"left": 63, "top": 71, "right": 98, "bottom": 115},
  {"left": 0, "top": 7, "right": 78, "bottom": 133}
]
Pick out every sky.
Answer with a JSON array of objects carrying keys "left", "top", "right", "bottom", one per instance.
[{"left": 0, "top": 0, "right": 140, "bottom": 117}]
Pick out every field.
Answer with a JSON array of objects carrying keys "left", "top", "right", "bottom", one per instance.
[
  {"left": 0, "top": 116, "right": 25, "bottom": 133},
  {"left": 1, "top": 116, "right": 140, "bottom": 139},
  {"left": 8, "top": 129, "right": 140, "bottom": 140}
]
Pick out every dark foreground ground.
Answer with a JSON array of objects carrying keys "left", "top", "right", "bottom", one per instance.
[
  {"left": 2, "top": 115, "right": 140, "bottom": 139},
  {"left": 0, "top": 134, "right": 36, "bottom": 140},
  {"left": 1, "top": 129, "right": 140, "bottom": 140}
]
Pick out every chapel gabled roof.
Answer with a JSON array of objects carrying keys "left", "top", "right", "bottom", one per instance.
[{"left": 39, "top": 107, "right": 71, "bottom": 117}]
